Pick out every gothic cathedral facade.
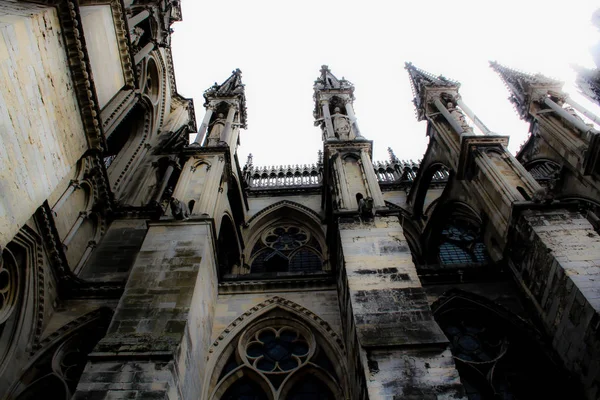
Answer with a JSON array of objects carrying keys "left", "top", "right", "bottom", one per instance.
[{"left": 1, "top": 1, "right": 600, "bottom": 399}]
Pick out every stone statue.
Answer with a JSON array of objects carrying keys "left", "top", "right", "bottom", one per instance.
[
  {"left": 332, "top": 107, "right": 351, "bottom": 140},
  {"left": 169, "top": 197, "right": 190, "bottom": 220},
  {"left": 207, "top": 113, "right": 226, "bottom": 145},
  {"left": 358, "top": 196, "right": 374, "bottom": 218}
]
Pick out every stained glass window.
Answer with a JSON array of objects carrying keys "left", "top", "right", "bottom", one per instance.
[{"left": 438, "top": 223, "right": 488, "bottom": 266}]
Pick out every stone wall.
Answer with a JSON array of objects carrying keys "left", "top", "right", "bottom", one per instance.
[
  {"left": 211, "top": 290, "right": 341, "bottom": 342},
  {"left": 0, "top": 3, "right": 87, "bottom": 248},
  {"left": 80, "top": 219, "right": 148, "bottom": 282},
  {"left": 74, "top": 220, "right": 218, "bottom": 399},
  {"left": 510, "top": 209, "right": 600, "bottom": 399}
]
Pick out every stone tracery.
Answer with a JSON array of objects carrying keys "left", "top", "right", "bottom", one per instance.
[{"left": 209, "top": 306, "right": 346, "bottom": 400}]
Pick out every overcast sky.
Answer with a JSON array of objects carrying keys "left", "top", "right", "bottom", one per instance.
[{"left": 171, "top": 1, "right": 599, "bottom": 167}]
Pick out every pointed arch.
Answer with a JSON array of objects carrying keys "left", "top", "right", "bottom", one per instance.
[
  {"left": 5, "top": 307, "right": 112, "bottom": 399},
  {"left": 218, "top": 213, "right": 241, "bottom": 276},
  {"left": 205, "top": 296, "right": 348, "bottom": 400},
  {"left": 422, "top": 201, "right": 489, "bottom": 268},
  {"left": 208, "top": 296, "right": 344, "bottom": 358},
  {"left": 0, "top": 225, "right": 45, "bottom": 392},
  {"left": 431, "top": 289, "right": 578, "bottom": 399},
  {"left": 243, "top": 202, "right": 326, "bottom": 274},
  {"left": 410, "top": 161, "right": 453, "bottom": 220},
  {"left": 246, "top": 200, "right": 322, "bottom": 227}
]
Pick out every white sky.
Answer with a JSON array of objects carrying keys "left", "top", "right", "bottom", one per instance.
[{"left": 171, "top": 1, "right": 600, "bottom": 167}]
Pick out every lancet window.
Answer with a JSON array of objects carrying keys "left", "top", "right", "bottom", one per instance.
[{"left": 210, "top": 311, "right": 345, "bottom": 400}]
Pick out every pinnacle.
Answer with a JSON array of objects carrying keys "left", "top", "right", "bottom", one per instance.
[
  {"left": 405, "top": 62, "right": 459, "bottom": 120},
  {"left": 314, "top": 65, "right": 354, "bottom": 90},
  {"left": 204, "top": 68, "right": 245, "bottom": 98},
  {"left": 490, "top": 61, "right": 563, "bottom": 119}
]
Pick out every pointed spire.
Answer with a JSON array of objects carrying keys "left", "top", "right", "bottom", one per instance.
[
  {"left": 314, "top": 65, "right": 354, "bottom": 91},
  {"left": 490, "top": 61, "right": 563, "bottom": 119},
  {"left": 404, "top": 62, "right": 459, "bottom": 120},
  {"left": 203, "top": 68, "right": 247, "bottom": 128}
]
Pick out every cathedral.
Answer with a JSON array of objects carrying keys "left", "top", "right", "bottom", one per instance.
[{"left": 1, "top": 1, "right": 600, "bottom": 399}]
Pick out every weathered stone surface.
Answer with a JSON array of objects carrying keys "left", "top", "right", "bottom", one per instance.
[
  {"left": 366, "top": 347, "right": 464, "bottom": 399},
  {"left": 80, "top": 220, "right": 148, "bottom": 282},
  {"left": 339, "top": 216, "right": 448, "bottom": 347},
  {"left": 0, "top": 4, "right": 87, "bottom": 249},
  {"left": 75, "top": 221, "right": 218, "bottom": 399},
  {"left": 338, "top": 216, "right": 462, "bottom": 399},
  {"left": 510, "top": 209, "right": 600, "bottom": 399}
]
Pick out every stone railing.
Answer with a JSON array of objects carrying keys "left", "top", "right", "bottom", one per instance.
[
  {"left": 244, "top": 163, "right": 323, "bottom": 189},
  {"left": 242, "top": 154, "right": 449, "bottom": 191},
  {"left": 374, "top": 159, "right": 449, "bottom": 184}
]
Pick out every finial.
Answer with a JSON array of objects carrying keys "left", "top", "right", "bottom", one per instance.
[
  {"left": 387, "top": 147, "right": 399, "bottom": 163},
  {"left": 244, "top": 153, "right": 253, "bottom": 169}
]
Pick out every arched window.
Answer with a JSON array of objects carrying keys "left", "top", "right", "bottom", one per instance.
[
  {"left": 209, "top": 305, "right": 346, "bottom": 400},
  {"left": 425, "top": 203, "right": 490, "bottom": 268},
  {"left": 438, "top": 219, "right": 488, "bottom": 266},
  {"left": 249, "top": 226, "right": 323, "bottom": 274}
]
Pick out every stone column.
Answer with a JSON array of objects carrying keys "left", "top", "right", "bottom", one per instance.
[
  {"left": 360, "top": 149, "right": 385, "bottom": 207},
  {"left": 509, "top": 209, "right": 600, "bottom": 399},
  {"left": 134, "top": 41, "right": 155, "bottom": 65},
  {"left": 456, "top": 98, "right": 491, "bottom": 135},
  {"left": 321, "top": 100, "right": 336, "bottom": 140},
  {"left": 152, "top": 162, "right": 177, "bottom": 203},
  {"left": 73, "top": 240, "right": 96, "bottom": 275},
  {"left": 128, "top": 9, "right": 150, "bottom": 27},
  {"left": 565, "top": 96, "right": 600, "bottom": 125},
  {"left": 333, "top": 153, "right": 351, "bottom": 209},
  {"left": 62, "top": 211, "right": 89, "bottom": 248},
  {"left": 194, "top": 106, "right": 215, "bottom": 145},
  {"left": 544, "top": 97, "right": 596, "bottom": 136},
  {"left": 434, "top": 98, "right": 465, "bottom": 135},
  {"left": 52, "top": 180, "right": 79, "bottom": 213},
  {"left": 220, "top": 104, "right": 237, "bottom": 144},
  {"left": 344, "top": 101, "right": 363, "bottom": 139}
]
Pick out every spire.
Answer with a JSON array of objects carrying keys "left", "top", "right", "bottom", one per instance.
[
  {"left": 573, "top": 65, "right": 600, "bottom": 106},
  {"left": 404, "top": 62, "right": 459, "bottom": 120},
  {"left": 203, "top": 68, "right": 247, "bottom": 129},
  {"left": 490, "top": 61, "right": 563, "bottom": 120},
  {"left": 204, "top": 68, "right": 245, "bottom": 98},
  {"left": 313, "top": 65, "right": 354, "bottom": 91}
]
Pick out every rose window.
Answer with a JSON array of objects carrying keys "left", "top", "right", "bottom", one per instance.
[
  {"left": 263, "top": 227, "right": 309, "bottom": 251},
  {"left": 245, "top": 327, "right": 309, "bottom": 373}
]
